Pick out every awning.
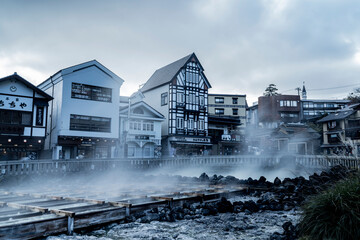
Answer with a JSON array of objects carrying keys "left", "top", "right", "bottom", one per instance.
[
  {"left": 320, "top": 144, "right": 345, "bottom": 148},
  {"left": 171, "top": 142, "right": 213, "bottom": 146}
]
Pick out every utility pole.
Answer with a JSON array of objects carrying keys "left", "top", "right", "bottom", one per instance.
[{"left": 295, "top": 87, "right": 301, "bottom": 96}]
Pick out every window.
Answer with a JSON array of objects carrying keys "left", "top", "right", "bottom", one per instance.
[
  {"left": 280, "top": 100, "right": 298, "bottom": 107},
  {"left": 161, "top": 93, "right": 168, "bottom": 106},
  {"left": 215, "top": 108, "right": 224, "bottom": 115},
  {"left": 0, "top": 109, "right": 31, "bottom": 125},
  {"left": 128, "top": 146, "right": 135, "bottom": 157},
  {"left": 188, "top": 119, "right": 194, "bottom": 129},
  {"left": 144, "top": 147, "right": 151, "bottom": 157},
  {"left": 200, "top": 96, "right": 205, "bottom": 106},
  {"left": 198, "top": 120, "right": 204, "bottom": 130},
  {"left": 71, "top": 82, "right": 112, "bottom": 102},
  {"left": 186, "top": 64, "right": 200, "bottom": 84},
  {"left": 70, "top": 114, "right": 111, "bottom": 132},
  {"left": 215, "top": 97, "right": 224, "bottom": 103},
  {"left": 135, "top": 121, "right": 141, "bottom": 130},
  {"left": 188, "top": 93, "right": 195, "bottom": 104},
  {"left": 280, "top": 113, "right": 299, "bottom": 118},
  {"left": 142, "top": 121, "right": 154, "bottom": 131},
  {"left": 177, "top": 93, "right": 184, "bottom": 103},
  {"left": 232, "top": 108, "right": 238, "bottom": 115},
  {"left": 232, "top": 98, "right": 238, "bottom": 104},
  {"left": 328, "top": 121, "right": 337, "bottom": 129},
  {"left": 176, "top": 117, "right": 184, "bottom": 129}
]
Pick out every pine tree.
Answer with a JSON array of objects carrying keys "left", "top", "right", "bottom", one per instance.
[{"left": 264, "top": 84, "right": 279, "bottom": 96}]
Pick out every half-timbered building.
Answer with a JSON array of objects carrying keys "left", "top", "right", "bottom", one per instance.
[
  {"left": 0, "top": 73, "right": 52, "bottom": 160},
  {"left": 140, "top": 53, "right": 212, "bottom": 156}
]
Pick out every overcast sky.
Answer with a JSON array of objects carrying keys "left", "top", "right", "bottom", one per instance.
[{"left": 1, "top": 0, "right": 360, "bottom": 105}]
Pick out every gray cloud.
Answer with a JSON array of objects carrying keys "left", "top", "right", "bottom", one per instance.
[{"left": 1, "top": 0, "right": 360, "bottom": 104}]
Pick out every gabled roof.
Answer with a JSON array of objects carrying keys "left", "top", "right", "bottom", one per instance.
[
  {"left": 140, "top": 53, "right": 211, "bottom": 93},
  {"left": 119, "top": 101, "right": 165, "bottom": 119},
  {"left": 0, "top": 73, "right": 53, "bottom": 100},
  {"left": 317, "top": 104, "right": 360, "bottom": 123},
  {"left": 38, "top": 60, "right": 124, "bottom": 89},
  {"left": 272, "top": 123, "right": 321, "bottom": 140}
]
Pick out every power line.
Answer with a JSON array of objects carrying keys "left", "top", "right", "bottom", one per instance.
[
  {"left": 308, "top": 83, "right": 360, "bottom": 91},
  {"left": 280, "top": 83, "right": 360, "bottom": 94}
]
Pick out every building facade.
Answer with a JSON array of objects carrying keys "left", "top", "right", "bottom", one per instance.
[
  {"left": 246, "top": 102, "right": 258, "bottom": 127},
  {"left": 141, "top": 53, "right": 212, "bottom": 156},
  {"left": 38, "top": 60, "right": 124, "bottom": 159},
  {"left": 301, "top": 99, "right": 350, "bottom": 121},
  {"left": 270, "top": 123, "right": 321, "bottom": 155},
  {"left": 119, "top": 101, "right": 164, "bottom": 158},
  {"left": 318, "top": 104, "right": 360, "bottom": 156},
  {"left": 258, "top": 95, "right": 301, "bottom": 128},
  {"left": 208, "top": 115, "right": 244, "bottom": 155},
  {"left": 208, "top": 94, "right": 247, "bottom": 127},
  {"left": 207, "top": 94, "right": 246, "bottom": 155},
  {"left": 0, "top": 73, "right": 52, "bottom": 160}
]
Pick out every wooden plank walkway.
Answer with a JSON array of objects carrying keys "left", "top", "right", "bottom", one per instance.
[{"left": 0, "top": 184, "right": 251, "bottom": 239}]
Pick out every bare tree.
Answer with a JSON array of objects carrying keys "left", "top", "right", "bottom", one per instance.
[{"left": 347, "top": 87, "right": 360, "bottom": 103}]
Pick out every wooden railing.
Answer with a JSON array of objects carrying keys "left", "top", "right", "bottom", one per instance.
[{"left": 0, "top": 155, "right": 359, "bottom": 176}]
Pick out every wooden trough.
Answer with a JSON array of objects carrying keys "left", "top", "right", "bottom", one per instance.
[{"left": 0, "top": 184, "right": 251, "bottom": 239}]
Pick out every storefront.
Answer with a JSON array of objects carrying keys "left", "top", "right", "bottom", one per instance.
[
  {"left": 0, "top": 73, "right": 52, "bottom": 160},
  {"left": 57, "top": 136, "right": 117, "bottom": 159},
  {"left": 167, "top": 136, "right": 212, "bottom": 156}
]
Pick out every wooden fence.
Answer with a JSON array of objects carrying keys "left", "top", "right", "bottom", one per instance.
[{"left": 0, "top": 155, "right": 359, "bottom": 176}]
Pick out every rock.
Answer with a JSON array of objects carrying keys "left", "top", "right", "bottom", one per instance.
[
  {"left": 216, "top": 197, "right": 234, "bottom": 213},
  {"left": 269, "top": 232, "right": 283, "bottom": 240},
  {"left": 150, "top": 207, "right": 158, "bottom": 213},
  {"left": 243, "top": 200, "right": 259, "bottom": 213},
  {"left": 282, "top": 178, "right": 295, "bottom": 186},
  {"left": 282, "top": 221, "right": 294, "bottom": 232},
  {"left": 199, "top": 172, "right": 209, "bottom": 182},
  {"left": 259, "top": 176, "right": 266, "bottom": 183},
  {"left": 183, "top": 202, "right": 190, "bottom": 209},
  {"left": 274, "top": 177, "right": 281, "bottom": 186}
]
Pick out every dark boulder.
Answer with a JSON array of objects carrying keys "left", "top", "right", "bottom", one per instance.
[
  {"left": 274, "top": 177, "right": 282, "bottom": 186},
  {"left": 199, "top": 172, "right": 209, "bottom": 182},
  {"left": 243, "top": 200, "right": 259, "bottom": 213},
  {"left": 216, "top": 197, "right": 234, "bottom": 213},
  {"left": 259, "top": 176, "right": 266, "bottom": 183}
]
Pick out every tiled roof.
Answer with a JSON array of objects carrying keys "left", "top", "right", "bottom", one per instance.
[
  {"left": 140, "top": 53, "right": 197, "bottom": 93},
  {"left": 317, "top": 110, "right": 356, "bottom": 123},
  {"left": 0, "top": 73, "right": 53, "bottom": 100}
]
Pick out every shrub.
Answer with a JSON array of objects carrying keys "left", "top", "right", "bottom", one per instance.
[{"left": 299, "top": 174, "right": 360, "bottom": 240}]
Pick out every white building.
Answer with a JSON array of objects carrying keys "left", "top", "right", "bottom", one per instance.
[
  {"left": 0, "top": 73, "right": 52, "bottom": 160},
  {"left": 38, "top": 60, "right": 124, "bottom": 159},
  {"left": 119, "top": 98, "right": 164, "bottom": 158},
  {"left": 140, "top": 53, "right": 212, "bottom": 156}
]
